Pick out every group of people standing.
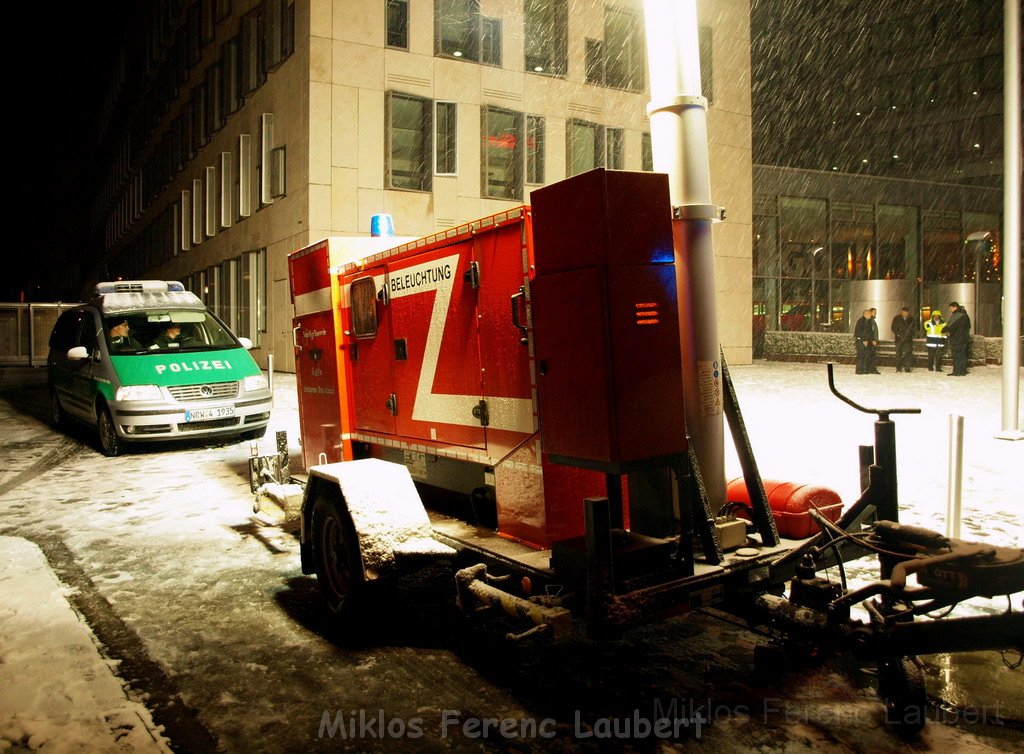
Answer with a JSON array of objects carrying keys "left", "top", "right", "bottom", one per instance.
[{"left": 854, "top": 302, "right": 971, "bottom": 376}]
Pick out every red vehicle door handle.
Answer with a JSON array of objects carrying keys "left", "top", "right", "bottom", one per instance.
[{"left": 510, "top": 286, "right": 528, "bottom": 345}]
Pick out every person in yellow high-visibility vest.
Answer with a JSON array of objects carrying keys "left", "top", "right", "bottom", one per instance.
[{"left": 923, "top": 309, "right": 947, "bottom": 372}]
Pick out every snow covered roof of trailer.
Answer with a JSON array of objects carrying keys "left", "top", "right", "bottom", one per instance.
[{"left": 90, "top": 281, "right": 203, "bottom": 314}]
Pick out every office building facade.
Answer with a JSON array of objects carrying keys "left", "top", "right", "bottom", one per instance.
[{"left": 92, "top": 0, "right": 754, "bottom": 372}]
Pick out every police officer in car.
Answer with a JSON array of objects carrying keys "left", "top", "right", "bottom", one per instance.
[
  {"left": 151, "top": 323, "right": 199, "bottom": 349},
  {"left": 107, "top": 319, "right": 141, "bottom": 352}
]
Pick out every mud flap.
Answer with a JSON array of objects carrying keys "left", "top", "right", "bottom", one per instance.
[{"left": 309, "top": 458, "right": 456, "bottom": 579}]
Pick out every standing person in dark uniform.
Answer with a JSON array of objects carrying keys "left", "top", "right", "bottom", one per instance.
[
  {"left": 891, "top": 306, "right": 915, "bottom": 372},
  {"left": 924, "top": 308, "right": 947, "bottom": 372},
  {"left": 945, "top": 302, "right": 971, "bottom": 376},
  {"left": 854, "top": 308, "right": 877, "bottom": 374},
  {"left": 865, "top": 308, "right": 880, "bottom": 373}
]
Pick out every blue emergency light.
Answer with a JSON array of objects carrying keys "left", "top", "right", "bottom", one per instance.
[{"left": 370, "top": 213, "right": 395, "bottom": 237}]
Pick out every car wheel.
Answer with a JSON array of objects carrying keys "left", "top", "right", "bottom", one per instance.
[
  {"left": 50, "top": 389, "right": 66, "bottom": 428},
  {"left": 310, "top": 495, "right": 365, "bottom": 622},
  {"left": 97, "top": 405, "right": 122, "bottom": 457}
]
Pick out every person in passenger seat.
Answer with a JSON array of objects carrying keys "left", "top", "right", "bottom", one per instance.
[{"left": 108, "top": 319, "right": 142, "bottom": 352}]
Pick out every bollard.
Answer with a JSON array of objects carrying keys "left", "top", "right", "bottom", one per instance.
[
  {"left": 267, "top": 353, "right": 275, "bottom": 407},
  {"left": 946, "top": 415, "right": 964, "bottom": 539}
]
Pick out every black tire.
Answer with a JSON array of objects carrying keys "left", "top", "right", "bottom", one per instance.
[
  {"left": 310, "top": 495, "right": 365, "bottom": 622},
  {"left": 49, "top": 389, "right": 66, "bottom": 429},
  {"left": 97, "top": 404, "right": 123, "bottom": 457},
  {"left": 879, "top": 655, "right": 927, "bottom": 735}
]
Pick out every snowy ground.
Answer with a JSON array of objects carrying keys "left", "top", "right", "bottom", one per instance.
[{"left": 0, "top": 361, "right": 1020, "bottom": 753}]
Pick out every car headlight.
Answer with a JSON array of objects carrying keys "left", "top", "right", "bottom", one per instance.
[
  {"left": 243, "top": 374, "right": 269, "bottom": 391},
  {"left": 116, "top": 384, "right": 163, "bottom": 401}
]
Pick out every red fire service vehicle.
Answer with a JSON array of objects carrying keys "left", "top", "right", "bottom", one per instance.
[
  {"left": 289, "top": 168, "right": 840, "bottom": 626},
  {"left": 286, "top": 0, "right": 1021, "bottom": 730},
  {"left": 288, "top": 169, "right": 1022, "bottom": 732}
]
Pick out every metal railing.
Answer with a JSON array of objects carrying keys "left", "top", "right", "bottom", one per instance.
[{"left": 0, "top": 303, "right": 80, "bottom": 366}]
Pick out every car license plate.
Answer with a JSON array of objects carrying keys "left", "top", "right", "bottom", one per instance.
[{"left": 184, "top": 406, "right": 235, "bottom": 422}]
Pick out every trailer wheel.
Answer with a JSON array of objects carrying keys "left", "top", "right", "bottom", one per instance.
[
  {"left": 310, "top": 495, "right": 364, "bottom": 621},
  {"left": 97, "top": 405, "right": 123, "bottom": 457},
  {"left": 879, "top": 655, "right": 927, "bottom": 734}
]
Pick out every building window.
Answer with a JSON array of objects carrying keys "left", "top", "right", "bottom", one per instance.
[
  {"left": 238, "top": 133, "right": 253, "bottom": 218},
  {"left": 206, "top": 64, "right": 223, "bottom": 134},
  {"left": 585, "top": 38, "right": 604, "bottom": 84},
  {"left": 220, "top": 151, "right": 234, "bottom": 228},
  {"left": 481, "top": 106, "right": 523, "bottom": 200},
  {"left": 524, "top": 0, "right": 567, "bottom": 75},
  {"left": 237, "top": 249, "right": 267, "bottom": 345},
  {"left": 604, "top": 5, "right": 644, "bottom": 91},
  {"left": 481, "top": 16, "right": 502, "bottom": 66},
  {"left": 567, "top": 119, "right": 605, "bottom": 176},
  {"left": 192, "top": 84, "right": 208, "bottom": 149},
  {"left": 434, "top": 101, "right": 457, "bottom": 175},
  {"left": 240, "top": 7, "right": 266, "bottom": 95},
  {"left": 264, "top": 0, "right": 294, "bottom": 69},
  {"left": 192, "top": 179, "right": 205, "bottom": 245},
  {"left": 606, "top": 127, "right": 624, "bottom": 170},
  {"left": 526, "top": 115, "right": 545, "bottom": 184},
  {"left": 180, "top": 190, "right": 191, "bottom": 252},
  {"left": 387, "top": 92, "right": 432, "bottom": 191},
  {"left": 641, "top": 132, "right": 653, "bottom": 171},
  {"left": 222, "top": 37, "right": 241, "bottom": 115},
  {"left": 205, "top": 166, "right": 218, "bottom": 237},
  {"left": 387, "top": 0, "right": 409, "bottom": 49},
  {"left": 699, "top": 25, "right": 713, "bottom": 104},
  {"left": 270, "top": 147, "right": 287, "bottom": 198},
  {"left": 259, "top": 113, "right": 275, "bottom": 206},
  {"left": 436, "top": 0, "right": 480, "bottom": 61},
  {"left": 220, "top": 257, "right": 238, "bottom": 332}
]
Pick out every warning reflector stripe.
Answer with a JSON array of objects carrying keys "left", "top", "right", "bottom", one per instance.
[{"left": 294, "top": 287, "right": 333, "bottom": 317}]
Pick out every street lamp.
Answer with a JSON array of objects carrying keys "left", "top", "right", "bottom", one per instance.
[{"left": 808, "top": 246, "right": 824, "bottom": 331}]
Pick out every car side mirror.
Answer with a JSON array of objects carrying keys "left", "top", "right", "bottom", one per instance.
[
  {"left": 238, "top": 337, "right": 253, "bottom": 350},
  {"left": 67, "top": 346, "right": 90, "bottom": 361}
]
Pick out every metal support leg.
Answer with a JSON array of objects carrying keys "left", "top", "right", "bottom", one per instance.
[
  {"left": 605, "top": 474, "right": 624, "bottom": 530},
  {"left": 585, "top": 497, "right": 614, "bottom": 626},
  {"left": 721, "top": 352, "right": 780, "bottom": 546},
  {"left": 686, "top": 440, "right": 724, "bottom": 565},
  {"left": 858, "top": 445, "right": 874, "bottom": 493},
  {"left": 873, "top": 419, "right": 899, "bottom": 523}
]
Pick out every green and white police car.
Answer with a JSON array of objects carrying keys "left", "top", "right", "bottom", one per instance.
[{"left": 47, "top": 280, "right": 273, "bottom": 456}]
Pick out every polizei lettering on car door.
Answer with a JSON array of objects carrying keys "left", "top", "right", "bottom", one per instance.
[{"left": 154, "top": 360, "right": 234, "bottom": 375}]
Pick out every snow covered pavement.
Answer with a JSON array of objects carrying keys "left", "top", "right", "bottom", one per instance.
[{"left": 0, "top": 536, "right": 170, "bottom": 752}]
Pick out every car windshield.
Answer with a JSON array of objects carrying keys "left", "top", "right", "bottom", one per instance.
[{"left": 103, "top": 310, "right": 239, "bottom": 354}]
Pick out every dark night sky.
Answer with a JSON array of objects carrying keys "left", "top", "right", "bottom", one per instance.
[{"left": 8, "top": 3, "right": 129, "bottom": 302}]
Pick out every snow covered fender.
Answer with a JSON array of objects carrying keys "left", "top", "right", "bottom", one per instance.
[{"left": 300, "top": 458, "right": 455, "bottom": 579}]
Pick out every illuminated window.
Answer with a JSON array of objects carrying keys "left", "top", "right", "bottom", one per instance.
[
  {"left": 525, "top": 0, "right": 567, "bottom": 75},
  {"left": 481, "top": 106, "right": 523, "bottom": 199},
  {"left": 435, "top": 0, "right": 480, "bottom": 60}
]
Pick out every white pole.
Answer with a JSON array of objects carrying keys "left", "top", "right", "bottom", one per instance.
[
  {"left": 1000, "top": 0, "right": 1023, "bottom": 440},
  {"left": 268, "top": 353, "right": 275, "bottom": 407},
  {"left": 946, "top": 414, "right": 964, "bottom": 539},
  {"left": 643, "top": 0, "right": 726, "bottom": 509}
]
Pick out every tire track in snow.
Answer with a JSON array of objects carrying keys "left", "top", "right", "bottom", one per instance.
[{"left": 29, "top": 534, "right": 222, "bottom": 754}]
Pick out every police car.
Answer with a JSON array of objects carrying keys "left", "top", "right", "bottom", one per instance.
[{"left": 47, "top": 280, "right": 273, "bottom": 455}]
